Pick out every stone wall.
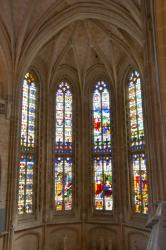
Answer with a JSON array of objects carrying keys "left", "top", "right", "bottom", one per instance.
[
  {"left": 0, "top": 1, "right": 164, "bottom": 250},
  {"left": 155, "top": 0, "right": 166, "bottom": 126}
]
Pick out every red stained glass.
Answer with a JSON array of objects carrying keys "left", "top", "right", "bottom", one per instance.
[
  {"left": 93, "top": 81, "right": 113, "bottom": 211},
  {"left": 54, "top": 82, "right": 73, "bottom": 211},
  {"left": 128, "top": 70, "right": 148, "bottom": 214},
  {"left": 18, "top": 72, "right": 39, "bottom": 215}
]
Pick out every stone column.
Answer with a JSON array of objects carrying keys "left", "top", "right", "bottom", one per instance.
[
  {"left": 63, "top": 236, "right": 68, "bottom": 250},
  {"left": 99, "top": 238, "right": 104, "bottom": 250},
  {"left": 146, "top": 201, "right": 166, "bottom": 250},
  {"left": 107, "top": 240, "right": 112, "bottom": 250}
]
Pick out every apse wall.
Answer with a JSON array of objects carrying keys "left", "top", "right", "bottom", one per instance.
[{"left": 0, "top": 1, "right": 165, "bottom": 250}]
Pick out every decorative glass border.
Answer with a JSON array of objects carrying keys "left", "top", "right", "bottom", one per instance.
[
  {"left": 127, "top": 69, "right": 148, "bottom": 214},
  {"left": 17, "top": 72, "right": 39, "bottom": 215},
  {"left": 53, "top": 81, "right": 73, "bottom": 212},
  {"left": 92, "top": 80, "right": 113, "bottom": 211}
]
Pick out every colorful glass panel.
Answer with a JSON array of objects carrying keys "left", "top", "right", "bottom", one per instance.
[
  {"left": 54, "top": 82, "right": 73, "bottom": 211},
  {"left": 128, "top": 71, "right": 144, "bottom": 151},
  {"left": 128, "top": 70, "right": 148, "bottom": 214},
  {"left": 18, "top": 72, "right": 38, "bottom": 215},
  {"left": 93, "top": 81, "right": 111, "bottom": 153},
  {"left": 93, "top": 81, "right": 113, "bottom": 211},
  {"left": 130, "top": 153, "right": 148, "bottom": 214},
  {"left": 94, "top": 156, "right": 113, "bottom": 210}
]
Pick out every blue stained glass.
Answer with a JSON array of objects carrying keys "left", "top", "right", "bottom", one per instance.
[
  {"left": 94, "top": 156, "right": 113, "bottom": 211},
  {"left": 128, "top": 70, "right": 148, "bottom": 214},
  {"left": 93, "top": 81, "right": 113, "bottom": 211},
  {"left": 93, "top": 82, "right": 111, "bottom": 153},
  {"left": 54, "top": 82, "right": 73, "bottom": 211},
  {"left": 18, "top": 72, "right": 38, "bottom": 215},
  {"left": 55, "top": 82, "right": 72, "bottom": 154}
]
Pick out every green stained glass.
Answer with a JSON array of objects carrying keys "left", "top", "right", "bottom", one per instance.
[
  {"left": 18, "top": 72, "right": 39, "bottom": 215},
  {"left": 128, "top": 70, "right": 148, "bottom": 214},
  {"left": 94, "top": 156, "right": 113, "bottom": 210},
  {"left": 92, "top": 81, "right": 113, "bottom": 211},
  {"left": 54, "top": 82, "right": 73, "bottom": 211},
  {"left": 93, "top": 81, "right": 111, "bottom": 153}
]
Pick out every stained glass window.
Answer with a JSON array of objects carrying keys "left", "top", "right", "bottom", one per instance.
[
  {"left": 54, "top": 82, "right": 73, "bottom": 211},
  {"left": 93, "top": 81, "right": 113, "bottom": 211},
  {"left": 127, "top": 69, "right": 148, "bottom": 214},
  {"left": 17, "top": 72, "right": 39, "bottom": 215}
]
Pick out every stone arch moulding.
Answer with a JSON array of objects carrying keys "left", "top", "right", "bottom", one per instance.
[
  {"left": 14, "top": 232, "right": 40, "bottom": 250},
  {"left": 0, "top": 47, "right": 12, "bottom": 99},
  {"left": 85, "top": 64, "right": 113, "bottom": 92},
  {"left": 18, "top": 2, "right": 142, "bottom": 74},
  {"left": 51, "top": 65, "right": 79, "bottom": 91},
  {"left": 83, "top": 67, "right": 117, "bottom": 220},
  {"left": 120, "top": 67, "right": 151, "bottom": 218},
  {"left": 48, "top": 227, "right": 79, "bottom": 250},
  {"left": 0, "top": 20, "right": 12, "bottom": 80},
  {"left": 48, "top": 66, "right": 81, "bottom": 220},
  {"left": 117, "top": 60, "right": 143, "bottom": 91},
  {"left": 13, "top": 70, "right": 42, "bottom": 224}
]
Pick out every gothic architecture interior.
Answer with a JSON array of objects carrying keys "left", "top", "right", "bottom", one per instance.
[{"left": 0, "top": 0, "right": 166, "bottom": 249}]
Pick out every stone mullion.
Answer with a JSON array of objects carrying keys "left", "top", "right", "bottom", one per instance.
[
  {"left": 4, "top": 74, "right": 23, "bottom": 250},
  {"left": 113, "top": 78, "right": 125, "bottom": 221}
]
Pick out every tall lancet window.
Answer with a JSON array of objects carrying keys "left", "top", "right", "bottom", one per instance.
[
  {"left": 17, "top": 72, "right": 39, "bottom": 215},
  {"left": 127, "top": 70, "right": 148, "bottom": 214},
  {"left": 92, "top": 81, "right": 113, "bottom": 211},
  {"left": 54, "top": 82, "right": 73, "bottom": 211}
]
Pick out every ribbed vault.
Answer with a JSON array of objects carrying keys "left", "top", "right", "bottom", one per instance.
[{"left": 0, "top": 0, "right": 143, "bottom": 86}]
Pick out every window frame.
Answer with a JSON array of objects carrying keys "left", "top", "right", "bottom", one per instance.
[
  {"left": 52, "top": 79, "right": 76, "bottom": 216},
  {"left": 85, "top": 71, "right": 116, "bottom": 219},
  {"left": 125, "top": 68, "right": 149, "bottom": 216},
  {"left": 16, "top": 70, "right": 41, "bottom": 219}
]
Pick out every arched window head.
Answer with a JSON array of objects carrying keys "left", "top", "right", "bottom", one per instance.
[
  {"left": 17, "top": 71, "right": 39, "bottom": 215},
  {"left": 54, "top": 81, "right": 73, "bottom": 211},
  {"left": 92, "top": 80, "right": 113, "bottom": 211},
  {"left": 127, "top": 69, "right": 148, "bottom": 214}
]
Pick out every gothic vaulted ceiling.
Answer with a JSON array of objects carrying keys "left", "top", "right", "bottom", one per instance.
[{"left": 0, "top": 0, "right": 143, "bottom": 96}]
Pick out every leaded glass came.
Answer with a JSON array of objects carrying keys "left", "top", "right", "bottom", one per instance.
[
  {"left": 128, "top": 70, "right": 148, "bottom": 214},
  {"left": 17, "top": 72, "right": 39, "bottom": 215},
  {"left": 93, "top": 81, "right": 113, "bottom": 211},
  {"left": 54, "top": 82, "right": 73, "bottom": 211}
]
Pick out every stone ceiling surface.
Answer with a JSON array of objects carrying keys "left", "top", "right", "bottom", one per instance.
[{"left": 0, "top": 0, "right": 143, "bottom": 94}]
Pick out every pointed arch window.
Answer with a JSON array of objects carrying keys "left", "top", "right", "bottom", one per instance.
[
  {"left": 127, "top": 69, "right": 148, "bottom": 214},
  {"left": 17, "top": 72, "right": 39, "bottom": 215},
  {"left": 54, "top": 81, "right": 73, "bottom": 211},
  {"left": 92, "top": 81, "right": 113, "bottom": 211}
]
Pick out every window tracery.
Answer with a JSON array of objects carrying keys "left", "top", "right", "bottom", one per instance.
[
  {"left": 92, "top": 80, "right": 113, "bottom": 211},
  {"left": 127, "top": 69, "right": 148, "bottom": 214},
  {"left": 17, "top": 72, "right": 39, "bottom": 215},
  {"left": 16, "top": 69, "right": 149, "bottom": 217},
  {"left": 54, "top": 81, "right": 73, "bottom": 211}
]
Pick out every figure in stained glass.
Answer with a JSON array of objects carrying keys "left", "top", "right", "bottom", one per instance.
[
  {"left": 18, "top": 72, "right": 39, "bottom": 215},
  {"left": 128, "top": 70, "right": 148, "bottom": 214},
  {"left": 54, "top": 82, "right": 73, "bottom": 211},
  {"left": 92, "top": 81, "right": 113, "bottom": 211}
]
